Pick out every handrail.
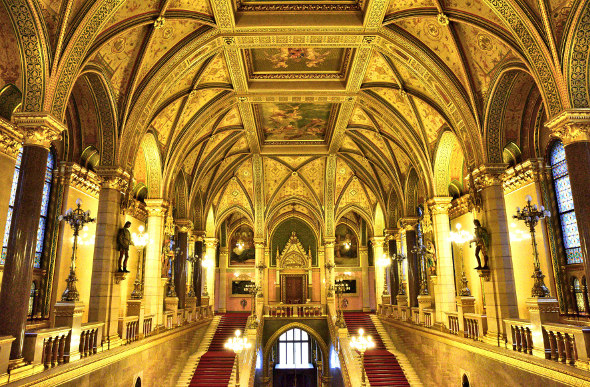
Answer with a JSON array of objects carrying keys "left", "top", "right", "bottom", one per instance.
[{"left": 265, "top": 303, "right": 325, "bottom": 317}]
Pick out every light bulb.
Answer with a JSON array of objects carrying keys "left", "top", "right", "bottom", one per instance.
[
  {"left": 76, "top": 198, "right": 82, "bottom": 206},
  {"left": 139, "top": 225, "right": 145, "bottom": 233}
]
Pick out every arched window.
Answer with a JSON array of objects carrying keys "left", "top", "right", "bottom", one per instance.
[
  {"left": 1, "top": 148, "right": 54, "bottom": 268},
  {"left": 277, "top": 328, "right": 310, "bottom": 368},
  {"left": 550, "top": 141, "right": 582, "bottom": 264},
  {"left": 573, "top": 277, "right": 586, "bottom": 313}
]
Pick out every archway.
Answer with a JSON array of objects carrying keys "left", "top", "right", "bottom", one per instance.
[{"left": 262, "top": 322, "right": 331, "bottom": 387}]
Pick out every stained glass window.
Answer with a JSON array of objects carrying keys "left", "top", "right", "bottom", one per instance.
[
  {"left": 573, "top": 277, "right": 586, "bottom": 313},
  {"left": 1, "top": 149, "right": 54, "bottom": 268},
  {"left": 550, "top": 141, "right": 582, "bottom": 264}
]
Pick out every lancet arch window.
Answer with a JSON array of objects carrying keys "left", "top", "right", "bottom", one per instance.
[
  {"left": 550, "top": 141, "right": 582, "bottom": 264},
  {"left": 1, "top": 148, "right": 55, "bottom": 268},
  {"left": 277, "top": 328, "right": 311, "bottom": 368}
]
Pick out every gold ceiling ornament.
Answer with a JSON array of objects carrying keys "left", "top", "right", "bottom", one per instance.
[
  {"left": 436, "top": 13, "right": 450, "bottom": 26},
  {"left": 154, "top": 16, "right": 166, "bottom": 30}
]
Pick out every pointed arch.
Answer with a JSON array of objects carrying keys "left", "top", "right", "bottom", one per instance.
[{"left": 139, "top": 132, "right": 163, "bottom": 199}]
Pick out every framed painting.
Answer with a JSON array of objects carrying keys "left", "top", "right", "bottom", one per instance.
[{"left": 229, "top": 225, "right": 256, "bottom": 266}]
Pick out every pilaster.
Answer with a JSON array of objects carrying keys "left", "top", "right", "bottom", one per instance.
[
  {"left": 203, "top": 238, "right": 218, "bottom": 309},
  {"left": 144, "top": 199, "right": 167, "bottom": 326}
]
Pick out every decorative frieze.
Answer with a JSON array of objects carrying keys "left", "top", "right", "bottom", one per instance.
[
  {"left": 501, "top": 159, "right": 549, "bottom": 194},
  {"left": 426, "top": 197, "right": 453, "bottom": 215},
  {"left": 95, "top": 166, "right": 131, "bottom": 193},
  {"left": 448, "top": 194, "right": 473, "bottom": 219},
  {"left": 546, "top": 109, "right": 590, "bottom": 145},
  {"left": 175, "top": 219, "right": 193, "bottom": 233},
  {"left": 144, "top": 199, "right": 169, "bottom": 217},
  {"left": 56, "top": 162, "right": 101, "bottom": 198},
  {"left": 126, "top": 199, "right": 148, "bottom": 223},
  {"left": 469, "top": 164, "right": 507, "bottom": 191},
  {"left": 398, "top": 217, "right": 420, "bottom": 231}
]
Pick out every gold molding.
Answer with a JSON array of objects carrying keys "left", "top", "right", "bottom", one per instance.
[
  {"left": 0, "top": 117, "right": 22, "bottom": 159},
  {"left": 501, "top": 159, "right": 549, "bottom": 194},
  {"left": 56, "top": 162, "right": 102, "bottom": 198}
]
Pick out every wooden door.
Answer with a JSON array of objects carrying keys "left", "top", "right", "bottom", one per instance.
[{"left": 285, "top": 276, "right": 304, "bottom": 304}]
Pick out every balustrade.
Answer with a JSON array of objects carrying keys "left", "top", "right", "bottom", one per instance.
[
  {"left": 266, "top": 304, "right": 325, "bottom": 318},
  {"left": 79, "top": 323, "right": 103, "bottom": 357},
  {"left": 446, "top": 312, "right": 460, "bottom": 335},
  {"left": 505, "top": 319, "right": 533, "bottom": 355},
  {"left": 423, "top": 308, "right": 434, "bottom": 327},
  {"left": 464, "top": 314, "right": 486, "bottom": 341},
  {"left": 541, "top": 323, "right": 590, "bottom": 367},
  {"left": 119, "top": 316, "right": 140, "bottom": 344},
  {"left": 164, "top": 311, "right": 174, "bottom": 329},
  {"left": 23, "top": 327, "right": 71, "bottom": 368}
]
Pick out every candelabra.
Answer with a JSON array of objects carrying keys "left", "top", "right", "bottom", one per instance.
[
  {"left": 392, "top": 253, "right": 406, "bottom": 295},
  {"left": 411, "top": 242, "right": 431, "bottom": 296},
  {"left": 167, "top": 247, "right": 179, "bottom": 297},
  {"left": 334, "top": 279, "right": 350, "bottom": 328},
  {"left": 59, "top": 199, "right": 96, "bottom": 302},
  {"left": 245, "top": 282, "right": 261, "bottom": 328},
  {"left": 449, "top": 223, "right": 474, "bottom": 297},
  {"left": 130, "top": 225, "right": 150, "bottom": 299},
  {"left": 376, "top": 255, "right": 392, "bottom": 296},
  {"left": 350, "top": 328, "right": 375, "bottom": 385},
  {"left": 201, "top": 256, "right": 214, "bottom": 297},
  {"left": 225, "top": 329, "right": 251, "bottom": 384},
  {"left": 514, "top": 195, "right": 551, "bottom": 297},
  {"left": 186, "top": 253, "right": 197, "bottom": 298}
]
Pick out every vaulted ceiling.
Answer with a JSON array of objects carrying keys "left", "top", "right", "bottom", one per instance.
[{"left": 0, "top": 0, "right": 579, "bottom": 231}]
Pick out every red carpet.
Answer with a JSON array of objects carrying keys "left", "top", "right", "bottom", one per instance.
[
  {"left": 344, "top": 312, "right": 410, "bottom": 386},
  {"left": 189, "top": 313, "right": 250, "bottom": 387}
]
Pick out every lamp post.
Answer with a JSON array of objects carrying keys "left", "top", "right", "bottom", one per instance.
[
  {"left": 130, "top": 225, "right": 150, "bottom": 299},
  {"left": 58, "top": 199, "right": 96, "bottom": 302},
  {"left": 449, "top": 223, "right": 474, "bottom": 297},
  {"left": 392, "top": 253, "right": 406, "bottom": 295},
  {"left": 245, "top": 282, "right": 261, "bottom": 328},
  {"left": 513, "top": 195, "right": 551, "bottom": 297},
  {"left": 350, "top": 328, "right": 375, "bottom": 386},
  {"left": 167, "top": 246, "right": 179, "bottom": 297},
  {"left": 334, "top": 278, "right": 350, "bottom": 328},
  {"left": 225, "top": 329, "right": 251, "bottom": 385},
  {"left": 376, "top": 255, "right": 392, "bottom": 296}
]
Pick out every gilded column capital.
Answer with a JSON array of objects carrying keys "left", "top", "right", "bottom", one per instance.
[
  {"left": 144, "top": 199, "right": 169, "bottom": 217},
  {"left": 546, "top": 109, "right": 590, "bottom": 146},
  {"left": 370, "top": 236, "right": 386, "bottom": 246},
  {"left": 13, "top": 112, "right": 65, "bottom": 148},
  {"left": 324, "top": 237, "right": 336, "bottom": 247},
  {"left": 254, "top": 237, "right": 265, "bottom": 248},
  {"left": 175, "top": 219, "right": 193, "bottom": 233},
  {"left": 470, "top": 163, "right": 507, "bottom": 190},
  {"left": 55, "top": 162, "right": 101, "bottom": 198},
  {"left": 426, "top": 197, "right": 453, "bottom": 215},
  {"left": 385, "top": 228, "right": 399, "bottom": 240},
  {"left": 95, "top": 166, "right": 131, "bottom": 193},
  {"left": 501, "top": 158, "right": 549, "bottom": 194},
  {"left": 0, "top": 118, "right": 22, "bottom": 158},
  {"left": 448, "top": 194, "right": 473, "bottom": 219},
  {"left": 203, "top": 237, "right": 218, "bottom": 248},
  {"left": 397, "top": 216, "right": 419, "bottom": 230}
]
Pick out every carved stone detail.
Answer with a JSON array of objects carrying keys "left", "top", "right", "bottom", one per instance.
[
  {"left": 469, "top": 164, "right": 508, "bottom": 191},
  {"left": 145, "top": 199, "right": 169, "bottom": 217},
  {"left": 55, "top": 162, "right": 102, "bottom": 198},
  {"left": 0, "top": 118, "right": 22, "bottom": 158},
  {"left": 426, "top": 197, "right": 453, "bottom": 215},
  {"left": 501, "top": 159, "right": 549, "bottom": 194},
  {"left": 95, "top": 166, "right": 131, "bottom": 193},
  {"left": 546, "top": 109, "right": 590, "bottom": 146},
  {"left": 13, "top": 112, "right": 66, "bottom": 148}
]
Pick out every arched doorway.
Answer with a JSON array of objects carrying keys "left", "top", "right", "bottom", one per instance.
[{"left": 263, "top": 323, "right": 330, "bottom": 387}]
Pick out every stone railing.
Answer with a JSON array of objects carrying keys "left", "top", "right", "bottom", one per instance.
[
  {"left": 164, "top": 311, "right": 174, "bottom": 330},
  {"left": 505, "top": 319, "right": 534, "bottom": 355},
  {"left": 0, "top": 336, "right": 15, "bottom": 383},
  {"left": 143, "top": 315, "right": 154, "bottom": 337},
  {"left": 464, "top": 313, "right": 487, "bottom": 341},
  {"left": 326, "top": 303, "right": 357, "bottom": 387},
  {"left": 119, "top": 316, "right": 140, "bottom": 344},
  {"left": 176, "top": 310, "right": 184, "bottom": 327},
  {"left": 265, "top": 304, "right": 325, "bottom": 318},
  {"left": 23, "top": 327, "right": 71, "bottom": 368},
  {"left": 79, "top": 322, "right": 103, "bottom": 358},
  {"left": 423, "top": 308, "right": 434, "bottom": 328},
  {"left": 411, "top": 307, "right": 420, "bottom": 325},
  {"left": 446, "top": 311, "right": 460, "bottom": 335}
]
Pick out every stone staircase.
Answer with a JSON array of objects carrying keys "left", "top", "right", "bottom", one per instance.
[
  {"left": 176, "top": 315, "right": 221, "bottom": 386},
  {"left": 343, "top": 312, "right": 411, "bottom": 386},
  {"left": 370, "top": 314, "right": 423, "bottom": 386}
]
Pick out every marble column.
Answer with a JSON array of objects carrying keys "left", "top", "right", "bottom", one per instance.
[
  {"left": 175, "top": 220, "right": 191, "bottom": 309},
  {"left": 0, "top": 113, "right": 64, "bottom": 360},
  {"left": 360, "top": 246, "right": 370, "bottom": 311},
  {"left": 203, "top": 238, "right": 218, "bottom": 309},
  {"left": 88, "top": 167, "right": 130, "bottom": 348},
  {"left": 218, "top": 246, "right": 227, "bottom": 313},
  {"left": 399, "top": 218, "right": 420, "bottom": 308},
  {"left": 389, "top": 234, "right": 399, "bottom": 304},
  {"left": 144, "top": 200, "right": 166, "bottom": 325},
  {"left": 371, "top": 236, "right": 386, "bottom": 303},
  {"left": 547, "top": 111, "right": 590, "bottom": 285},
  {"left": 472, "top": 164, "right": 518, "bottom": 344},
  {"left": 428, "top": 197, "right": 456, "bottom": 325},
  {"left": 255, "top": 240, "right": 265, "bottom": 318}
]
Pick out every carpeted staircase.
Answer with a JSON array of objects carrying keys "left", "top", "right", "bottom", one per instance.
[
  {"left": 189, "top": 313, "right": 249, "bottom": 387},
  {"left": 344, "top": 312, "right": 411, "bottom": 386}
]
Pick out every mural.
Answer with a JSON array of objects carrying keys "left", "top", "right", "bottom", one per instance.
[
  {"left": 246, "top": 48, "right": 348, "bottom": 78},
  {"left": 229, "top": 225, "right": 255, "bottom": 266},
  {"left": 334, "top": 224, "right": 359, "bottom": 266},
  {"left": 255, "top": 103, "right": 333, "bottom": 142}
]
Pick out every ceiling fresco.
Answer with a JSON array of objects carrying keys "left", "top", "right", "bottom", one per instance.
[
  {"left": 244, "top": 48, "right": 351, "bottom": 79},
  {"left": 254, "top": 103, "right": 336, "bottom": 143},
  {"left": 11, "top": 0, "right": 568, "bottom": 231}
]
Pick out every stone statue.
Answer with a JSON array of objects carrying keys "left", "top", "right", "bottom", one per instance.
[
  {"left": 469, "top": 219, "right": 490, "bottom": 269},
  {"left": 117, "top": 221, "right": 133, "bottom": 272}
]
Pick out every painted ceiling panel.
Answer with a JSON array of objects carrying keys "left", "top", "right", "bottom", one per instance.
[
  {"left": 335, "top": 157, "right": 353, "bottom": 200},
  {"left": 151, "top": 98, "right": 183, "bottom": 146},
  {"left": 168, "top": 0, "right": 213, "bottom": 15},
  {"left": 200, "top": 53, "right": 232, "bottom": 84},
  {"left": 363, "top": 51, "right": 397, "bottom": 84},
  {"left": 175, "top": 88, "right": 224, "bottom": 133},
  {"left": 236, "top": 158, "right": 254, "bottom": 200},
  {"left": 446, "top": 0, "right": 508, "bottom": 28},
  {"left": 274, "top": 156, "right": 314, "bottom": 170},
  {"left": 372, "top": 87, "right": 420, "bottom": 130},
  {"left": 412, "top": 96, "right": 447, "bottom": 147},
  {"left": 263, "top": 158, "right": 292, "bottom": 203},
  {"left": 387, "top": 0, "right": 435, "bottom": 14},
  {"left": 271, "top": 174, "right": 318, "bottom": 210},
  {"left": 298, "top": 157, "right": 326, "bottom": 204},
  {"left": 105, "top": 0, "right": 160, "bottom": 30},
  {"left": 349, "top": 107, "right": 375, "bottom": 127}
]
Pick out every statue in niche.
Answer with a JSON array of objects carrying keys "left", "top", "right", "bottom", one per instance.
[
  {"left": 117, "top": 221, "right": 133, "bottom": 272},
  {"left": 469, "top": 219, "right": 490, "bottom": 269}
]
